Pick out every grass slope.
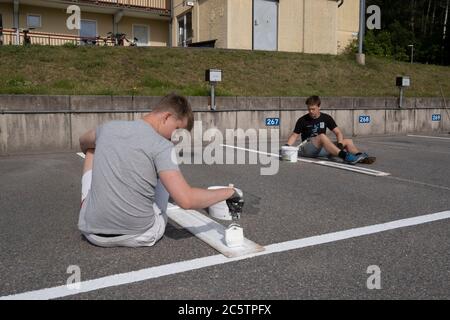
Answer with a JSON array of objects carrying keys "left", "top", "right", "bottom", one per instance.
[{"left": 0, "top": 45, "right": 449, "bottom": 97}]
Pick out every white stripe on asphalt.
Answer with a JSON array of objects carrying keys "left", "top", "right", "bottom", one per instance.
[
  {"left": 407, "top": 135, "right": 450, "bottom": 141},
  {"left": 220, "top": 144, "right": 390, "bottom": 177},
  {"left": 2, "top": 210, "right": 449, "bottom": 300}
]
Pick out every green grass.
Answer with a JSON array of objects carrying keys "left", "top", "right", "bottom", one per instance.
[{"left": 0, "top": 45, "right": 449, "bottom": 97}]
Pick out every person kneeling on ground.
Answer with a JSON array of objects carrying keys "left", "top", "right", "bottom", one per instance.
[
  {"left": 78, "top": 93, "right": 242, "bottom": 248},
  {"left": 285, "top": 95, "right": 375, "bottom": 165}
]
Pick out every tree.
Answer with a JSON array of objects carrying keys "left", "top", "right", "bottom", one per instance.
[{"left": 365, "top": 0, "right": 449, "bottom": 65}]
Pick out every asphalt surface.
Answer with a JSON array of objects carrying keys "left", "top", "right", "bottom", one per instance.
[{"left": 0, "top": 134, "right": 449, "bottom": 300}]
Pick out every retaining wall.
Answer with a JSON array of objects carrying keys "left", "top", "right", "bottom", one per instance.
[{"left": 0, "top": 95, "right": 449, "bottom": 155}]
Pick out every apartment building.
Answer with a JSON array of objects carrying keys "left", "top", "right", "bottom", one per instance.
[
  {"left": 0, "top": 0, "right": 171, "bottom": 46},
  {"left": 0, "top": 0, "right": 359, "bottom": 54}
]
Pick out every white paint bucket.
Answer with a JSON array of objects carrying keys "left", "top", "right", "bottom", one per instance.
[
  {"left": 281, "top": 146, "right": 298, "bottom": 162},
  {"left": 207, "top": 186, "right": 243, "bottom": 221}
]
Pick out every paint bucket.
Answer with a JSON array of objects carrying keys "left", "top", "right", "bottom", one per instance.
[
  {"left": 207, "top": 186, "right": 243, "bottom": 220},
  {"left": 281, "top": 146, "right": 298, "bottom": 162}
]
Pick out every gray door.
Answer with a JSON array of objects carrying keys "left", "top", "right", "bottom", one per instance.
[
  {"left": 253, "top": 0, "right": 278, "bottom": 51},
  {"left": 133, "top": 25, "right": 149, "bottom": 46},
  {"left": 80, "top": 20, "right": 97, "bottom": 45}
]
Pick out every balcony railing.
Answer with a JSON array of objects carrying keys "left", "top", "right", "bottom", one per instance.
[
  {"left": 73, "top": 0, "right": 169, "bottom": 11},
  {"left": 0, "top": 29, "right": 117, "bottom": 46}
]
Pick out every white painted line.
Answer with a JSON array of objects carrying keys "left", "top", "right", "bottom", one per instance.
[
  {"left": 167, "top": 204, "right": 265, "bottom": 258},
  {"left": 314, "top": 160, "right": 390, "bottom": 176},
  {"left": 76, "top": 152, "right": 85, "bottom": 159},
  {"left": 386, "top": 176, "right": 450, "bottom": 192},
  {"left": 2, "top": 210, "right": 449, "bottom": 300},
  {"left": 220, "top": 144, "right": 390, "bottom": 177},
  {"left": 407, "top": 135, "right": 450, "bottom": 141}
]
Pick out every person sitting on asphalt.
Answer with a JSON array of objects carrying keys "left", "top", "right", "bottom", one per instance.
[
  {"left": 285, "top": 95, "right": 375, "bottom": 165},
  {"left": 78, "top": 93, "right": 242, "bottom": 248}
]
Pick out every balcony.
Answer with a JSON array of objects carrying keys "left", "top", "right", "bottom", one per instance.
[
  {"left": 66, "top": 0, "right": 170, "bottom": 11},
  {"left": 1, "top": 28, "right": 118, "bottom": 46}
]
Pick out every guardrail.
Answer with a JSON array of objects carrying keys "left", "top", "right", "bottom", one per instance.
[{"left": 0, "top": 29, "right": 116, "bottom": 46}]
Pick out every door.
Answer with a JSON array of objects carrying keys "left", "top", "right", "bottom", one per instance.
[
  {"left": 133, "top": 25, "right": 149, "bottom": 46},
  {"left": 253, "top": 0, "right": 278, "bottom": 51},
  {"left": 80, "top": 20, "right": 97, "bottom": 45},
  {"left": 178, "top": 12, "right": 193, "bottom": 47}
]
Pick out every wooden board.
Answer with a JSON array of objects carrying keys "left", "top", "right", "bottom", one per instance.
[{"left": 166, "top": 204, "right": 265, "bottom": 258}]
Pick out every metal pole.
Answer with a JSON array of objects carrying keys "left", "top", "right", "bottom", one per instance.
[
  {"left": 408, "top": 45, "right": 414, "bottom": 63},
  {"left": 211, "top": 83, "right": 216, "bottom": 111},
  {"left": 358, "top": 0, "right": 365, "bottom": 55},
  {"left": 356, "top": 0, "right": 366, "bottom": 65},
  {"left": 13, "top": 0, "right": 19, "bottom": 45},
  {"left": 399, "top": 87, "right": 404, "bottom": 108}
]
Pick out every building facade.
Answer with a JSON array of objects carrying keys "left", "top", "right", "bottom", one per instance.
[
  {"left": 0, "top": 0, "right": 171, "bottom": 46},
  {"left": 173, "top": 0, "right": 360, "bottom": 54},
  {"left": 0, "top": 0, "right": 359, "bottom": 54}
]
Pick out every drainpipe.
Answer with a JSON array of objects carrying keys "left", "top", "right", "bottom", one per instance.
[
  {"left": 169, "top": 0, "right": 173, "bottom": 47},
  {"left": 13, "top": 0, "right": 19, "bottom": 45}
]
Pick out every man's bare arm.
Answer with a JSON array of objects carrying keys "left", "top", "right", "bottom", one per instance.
[
  {"left": 286, "top": 133, "right": 299, "bottom": 146},
  {"left": 79, "top": 129, "right": 96, "bottom": 154},
  {"left": 332, "top": 127, "right": 344, "bottom": 145},
  {"left": 159, "top": 170, "right": 234, "bottom": 210}
]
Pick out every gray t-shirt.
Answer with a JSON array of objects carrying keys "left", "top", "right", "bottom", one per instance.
[{"left": 78, "top": 119, "right": 179, "bottom": 235}]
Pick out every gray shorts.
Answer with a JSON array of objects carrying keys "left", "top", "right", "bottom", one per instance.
[
  {"left": 298, "top": 138, "right": 330, "bottom": 158},
  {"left": 83, "top": 203, "right": 167, "bottom": 248}
]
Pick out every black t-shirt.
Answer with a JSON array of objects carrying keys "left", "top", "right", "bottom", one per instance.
[{"left": 294, "top": 113, "right": 337, "bottom": 141}]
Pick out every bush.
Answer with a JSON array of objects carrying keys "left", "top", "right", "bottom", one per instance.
[{"left": 62, "top": 42, "right": 78, "bottom": 48}]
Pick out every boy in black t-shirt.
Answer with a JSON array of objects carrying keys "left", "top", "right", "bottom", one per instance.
[{"left": 285, "top": 96, "right": 375, "bottom": 165}]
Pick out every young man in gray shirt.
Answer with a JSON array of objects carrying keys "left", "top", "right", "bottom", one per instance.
[{"left": 78, "top": 93, "right": 241, "bottom": 247}]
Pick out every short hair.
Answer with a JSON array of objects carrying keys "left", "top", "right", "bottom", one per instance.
[
  {"left": 305, "top": 96, "right": 321, "bottom": 107},
  {"left": 154, "top": 93, "right": 194, "bottom": 131}
]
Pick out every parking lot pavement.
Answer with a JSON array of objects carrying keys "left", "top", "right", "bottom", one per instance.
[{"left": 0, "top": 134, "right": 449, "bottom": 299}]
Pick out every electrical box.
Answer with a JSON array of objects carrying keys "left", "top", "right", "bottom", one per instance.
[
  {"left": 205, "top": 69, "right": 222, "bottom": 82},
  {"left": 396, "top": 76, "right": 411, "bottom": 87}
]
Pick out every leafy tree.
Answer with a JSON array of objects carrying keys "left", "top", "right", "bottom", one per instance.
[{"left": 364, "top": 0, "right": 449, "bottom": 65}]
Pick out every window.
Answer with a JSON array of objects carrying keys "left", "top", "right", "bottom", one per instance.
[
  {"left": 27, "top": 14, "right": 41, "bottom": 28},
  {"left": 178, "top": 11, "right": 193, "bottom": 47}
]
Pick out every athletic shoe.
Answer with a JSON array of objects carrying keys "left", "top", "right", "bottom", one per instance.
[
  {"left": 344, "top": 152, "right": 365, "bottom": 165},
  {"left": 357, "top": 152, "right": 377, "bottom": 164}
]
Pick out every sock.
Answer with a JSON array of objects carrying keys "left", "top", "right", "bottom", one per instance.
[{"left": 338, "top": 150, "right": 347, "bottom": 159}]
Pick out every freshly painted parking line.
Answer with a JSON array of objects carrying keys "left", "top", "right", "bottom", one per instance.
[
  {"left": 2, "top": 210, "right": 449, "bottom": 300},
  {"left": 407, "top": 135, "right": 450, "bottom": 141},
  {"left": 220, "top": 144, "right": 390, "bottom": 177}
]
